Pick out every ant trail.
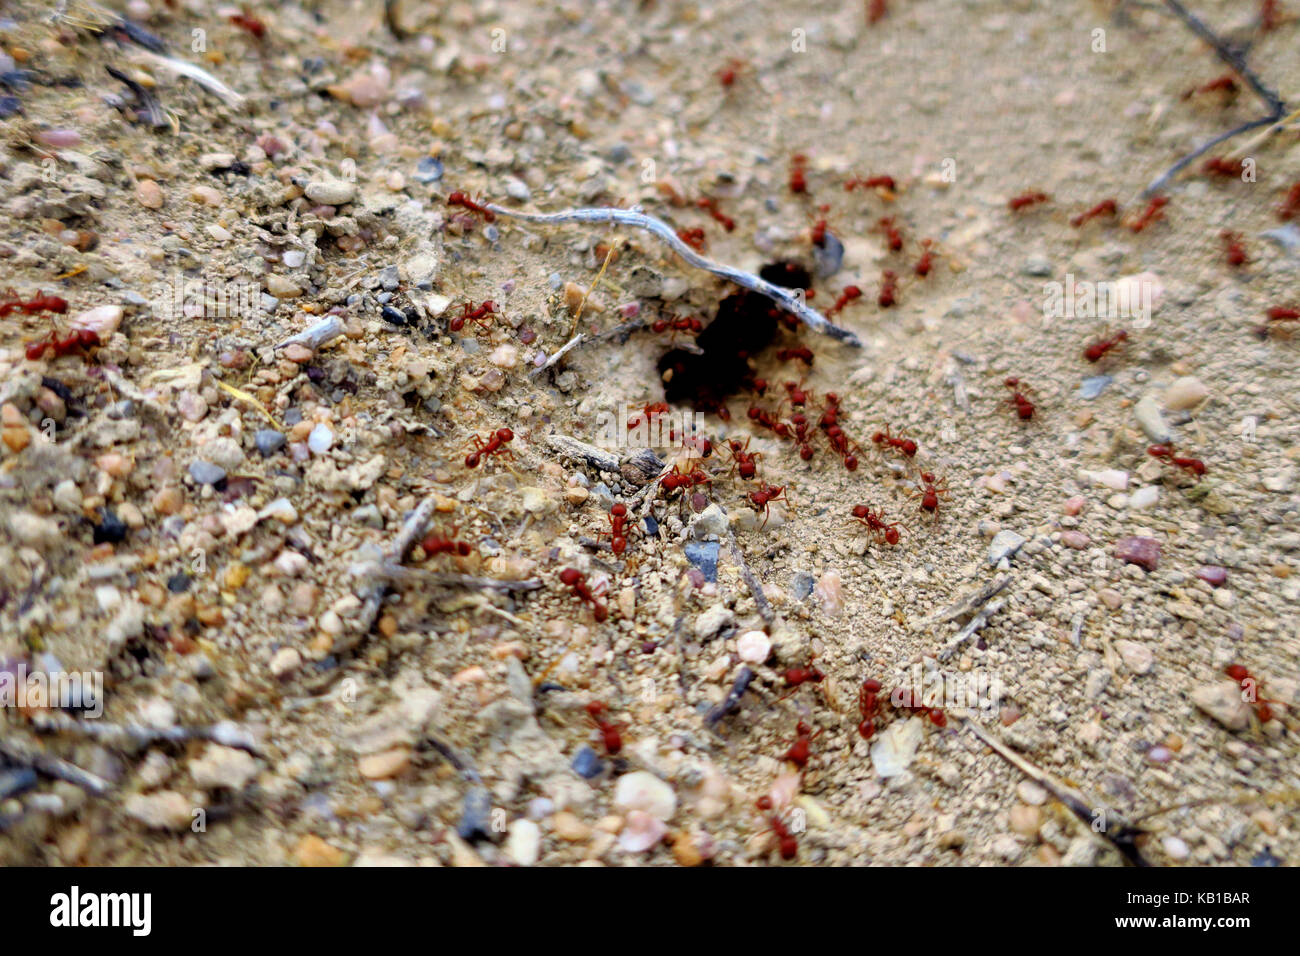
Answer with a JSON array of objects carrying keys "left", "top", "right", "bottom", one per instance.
[
  {"left": 1142, "top": 0, "right": 1288, "bottom": 196},
  {"left": 962, "top": 718, "right": 1150, "bottom": 867},
  {"left": 483, "top": 203, "right": 864, "bottom": 347}
]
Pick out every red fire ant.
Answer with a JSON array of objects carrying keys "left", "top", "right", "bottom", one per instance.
[
  {"left": 660, "top": 459, "right": 712, "bottom": 493},
  {"left": 783, "top": 720, "right": 823, "bottom": 770},
  {"left": 913, "top": 471, "right": 950, "bottom": 518},
  {"left": 559, "top": 567, "right": 608, "bottom": 622},
  {"left": 845, "top": 173, "right": 896, "bottom": 193},
  {"left": 894, "top": 685, "right": 947, "bottom": 727},
  {"left": 823, "top": 423, "right": 860, "bottom": 471},
  {"left": 228, "top": 9, "right": 267, "bottom": 38},
  {"left": 782, "top": 381, "right": 812, "bottom": 408},
  {"left": 877, "top": 217, "right": 903, "bottom": 252},
  {"left": 1070, "top": 199, "right": 1118, "bottom": 228},
  {"left": 597, "top": 503, "right": 630, "bottom": 555},
  {"left": 627, "top": 401, "right": 670, "bottom": 431},
  {"left": 449, "top": 300, "right": 496, "bottom": 333},
  {"left": 877, "top": 270, "right": 899, "bottom": 308},
  {"left": 1261, "top": 305, "right": 1300, "bottom": 336},
  {"left": 1260, "top": 0, "right": 1283, "bottom": 31},
  {"left": 651, "top": 315, "right": 704, "bottom": 343},
  {"left": 817, "top": 392, "right": 841, "bottom": 430},
  {"left": 24, "top": 327, "right": 100, "bottom": 362},
  {"left": 914, "top": 239, "right": 936, "bottom": 277},
  {"left": 776, "top": 346, "right": 814, "bottom": 365},
  {"left": 1128, "top": 195, "right": 1168, "bottom": 232},
  {"left": 858, "top": 677, "right": 882, "bottom": 740},
  {"left": 0, "top": 289, "right": 68, "bottom": 317},
  {"left": 1183, "top": 74, "right": 1238, "bottom": 99},
  {"left": 1221, "top": 230, "right": 1248, "bottom": 267},
  {"left": 788, "top": 412, "right": 815, "bottom": 461},
  {"left": 585, "top": 700, "right": 624, "bottom": 755},
  {"left": 696, "top": 196, "right": 735, "bottom": 232},
  {"left": 782, "top": 663, "right": 824, "bottom": 694},
  {"left": 715, "top": 59, "right": 747, "bottom": 89},
  {"left": 420, "top": 527, "right": 473, "bottom": 558},
  {"left": 789, "top": 154, "right": 808, "bottom": 194},
  {"left": 1008, "top": 191, "right": 1049, "bottom": 211},
  {"left": 850, "top": 504, "right": 900, "bottom": 545},
  {"left": 1147, "top": 444, "right": 1207, "bottom": 480},
  {"left": 826, "top": 285, "right": 862, "bottom": 317},
  {"left": 726, "top": 437, "right": 763, "bottom": 480},
  {"left": 748, "top": 482, "right": 787, "bottom": 527},
  {"left": 1004, "top": 378, "right": 1035, "bottom": 420},
  {"left": 1084, "top": 328, "right": 1128, "bottom": 363},
  {"left": 1278, "top": 182, "right": 1300, "bottom": 221},
  {"left": 447, "top": 190, "right": 496, "bottom": 222},
  {"left": 747, "top": 404, "right": 792, "bottom": 440},
  {"left": 871, "top": 425, "right": 917, "bottom": 458},
  {"left": 464, "top": 427, "right": 514, "bottom": 468},
  {"left": 676, "top": 227, "right": 707, "bottom": 252},
  {"left": 1203, "top": 156, "right": 1241, "bottom": 178},
  {"left": 755, "top": 796, "right": 799, "bottom": 860},
  {"left": 1224, "top": 663, "right": 1280, "bottom": 724}
]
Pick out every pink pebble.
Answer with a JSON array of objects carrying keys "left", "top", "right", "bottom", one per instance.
[
  {"left": 620, "top": 301, "right": 641, "bottom": 319},
  {"left": 1195, "top": 565, "right": 1228, "bottom": 586},
  {"left": 1061, "top": 531, "right": 1090, "bottom": 550},
  {"left": 1063, "top": 495, "right": 1086, "bottom": 516},
  {"left": 1115, "top": 536, "right": 1160, "bottom": 571},
  {"left": 36, "top": 128, "right": 82, "bottom": 148}
]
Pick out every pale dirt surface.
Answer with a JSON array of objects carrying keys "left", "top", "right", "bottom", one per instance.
[{"left": 0, "top": 0, "right": 1297, "bottom": 867}]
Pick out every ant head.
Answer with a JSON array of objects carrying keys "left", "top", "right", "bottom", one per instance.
[
  {"left": 559, "top": 567, "right": 581, "bottom": 586},
  {"left": 456, "top": 542, "right": 472, "bottom": 557},
  {"left": 1004, "top": 377, "right": 1019, "bottom": 388},
  {"left": 585, "top": 700, "right": 608, "bottom": 718},
  {"left": 756, "top": 795, "right": 774, "bottom": 811},
  {"left": 610, "top": 503, "right": 627, "bottom": 517},
  {"left": 795, "top": 720, "right": 812, "bottom": 735},
  {"left": 844, "top": 456, "right": 858, "bottom": 470},
  {"left": 852, "top": 504, "right": 870, "bottom": 518},
  {"left": 921, "top": 471, "right": 936, "bottom": 483},
  {"left": 1147, "top": 445, "right": 1169, "bottom": 457},
  {"left": 496, "top": 428, "right": 514, "bottom": 442}
]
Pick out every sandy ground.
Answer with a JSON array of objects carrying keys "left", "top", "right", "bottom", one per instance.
[{"left": 0, "top": 0, "right": 1298, "bottom": 867}]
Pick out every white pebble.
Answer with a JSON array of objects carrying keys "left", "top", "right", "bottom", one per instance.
[
  {"left": 613, "top": 770, "right": 677, "bottom": 821},
  {"left": 736, "top": 630, "right": 771, "bottom": 664},
  {"left": 307, "top": 424, "right": 333, "bottom": 455},
  {"left": 1129, "top": 485, "right": 1160, "bottom": 510}
]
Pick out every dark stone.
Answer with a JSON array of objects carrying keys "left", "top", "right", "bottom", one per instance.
[
  {"left": 255, "top": 429, "right": 286, "bottom": 456},
  {"left": 457, "top": 787, "right": 494, "bottom": 842},
  {"left": 187, "top": 460, "right": 227, "bottom": 486},
  {"left": 0, "top": 767, "right": 38, "bottom": 801},
  {"left": 92, "top": 508, "right": 128, "bottom": 544},
  {"left": 571, "top": 746, "right": 605, "bottom": 780},
  {"left": 684, "top": 541, "right": 720, "bottom": 583},
  {"left": 166, "top": 572, "right": 192, "bottom": 593}
]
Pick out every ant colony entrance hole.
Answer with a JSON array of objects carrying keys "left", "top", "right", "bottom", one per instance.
[{"left": 657, "top": 260, "right": 813, "bottom": 418}]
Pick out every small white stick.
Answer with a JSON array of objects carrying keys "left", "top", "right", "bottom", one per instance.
[{"left": 485, "top": 203, "right": 864, "bottom": 348}]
